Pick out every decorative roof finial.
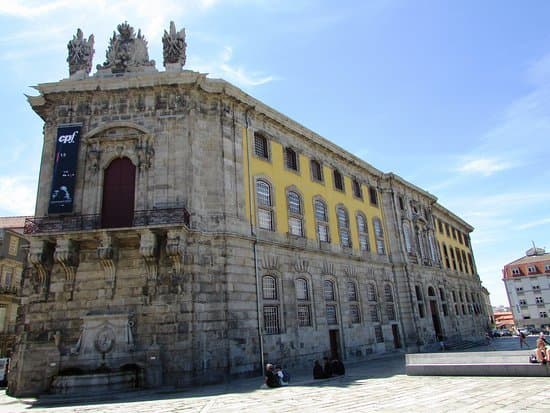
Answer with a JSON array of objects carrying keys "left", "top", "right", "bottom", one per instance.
[
  {"left": 162, "top": 21, "right": 187, "bottom": 72},
  {"left": 67, "top": 29, "right": 95, "bottom": 79},
  {"left": 96, "top": 21, "right": 156, "bottom": 76}
]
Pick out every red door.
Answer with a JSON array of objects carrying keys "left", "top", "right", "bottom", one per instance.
[{"left": 101, "top": 157, "right": 136, "bottom": 228}]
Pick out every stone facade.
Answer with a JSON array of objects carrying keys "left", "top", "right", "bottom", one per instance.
[{"left": 9, "top": 23, "right": 488, "bottom": 396}]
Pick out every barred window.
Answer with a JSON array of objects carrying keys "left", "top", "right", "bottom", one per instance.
[
  {"left": 337, "top": 206, "right": 351, "bottom": 248},
  {"left": 333, "top": 169, "right": 344, "bottom": 191},
  {"left": 256, "top": 179, "right": 273, "bottom": 231},
  {"left": 373, "top": 218, "right": 385, "bottom": 255},
  {"left": 324, "top": 280, "right": 336, "bottom": 301},
  {"left": 315, "top": 199, "right": 329, "bottom": 242},
  {"left": 326, "top": 304, "right": 338, "bottom": 325},
  {"left": 374, "top": 325, "right": 384, "bottom": 343},
  {"left": 350, "top": 304, "right": 361, "bottom": 324},
  {"left": 369, "top": 305, "right": 379, "bottom": 322},
  {"left": 285, "top": 147, "right": 298, "bottom": 171},
  {"left": 347, "top": 281, "right": 358, "bottom": 301},
  {"left": 384, "top": 284, "right": 394, "bottom": 302},
  {"left": 311, "top": 159, "right": 323, "bottom": 182},
  {"left": 357, "top": 213, "right": 370, "bottom": 252},
  {"left": 297, "top": 305, "right": 312, "bottom": 326},
  {"left": 386, "top": 303, "right": 396, "bottom": 321},
  {"left": 254, "top": 133, "right": 269, "bottom": 159},
  {"left": 295, "top": 278, "right": 309, "bottom": 300},
  {"left": 352, "top": 178, "right": 362, "bottom": 199},
  {"left": 263, "top": 306, "right": 280, "bottom": 334},
  {"left": 369, "top": 186, "right": 378, "bottom": 206},
  {"left": 262, "top": 275, "right": 277, "bottom": 300},
  {"left": 367, "top": 284, "right": 378, "bottom": 302}
]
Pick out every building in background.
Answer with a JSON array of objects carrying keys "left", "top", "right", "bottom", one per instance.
[
  {"left": 9, "top": 22, "right": 489, "bottom": 396},
  {"left": 503, "top": 246, "right": 550, "bottom": 333},
  {"left": 493, "top": 311, "right": 514, "bottom": 333},
  {"left": 0, "top": 217, "right": 28, "bottom": 357}
]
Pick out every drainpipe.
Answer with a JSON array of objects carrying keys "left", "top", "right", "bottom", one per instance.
[{"left": 245, "top": 109, "right": 265, "bottom": 374}]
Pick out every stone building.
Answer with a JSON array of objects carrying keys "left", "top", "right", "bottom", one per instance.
[
  {"left": 0, "top": 217, "right": 28, "bottom": 358},
  {"left": 9, "top": 22, "right": 488, "bottom": 396}
]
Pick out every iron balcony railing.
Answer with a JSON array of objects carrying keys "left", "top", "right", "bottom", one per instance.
[{"left": 24, "top": 207, "right": 190, "bottom": 235}]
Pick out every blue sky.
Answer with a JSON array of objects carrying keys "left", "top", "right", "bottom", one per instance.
[{"left": 1, "top": 0, "right": 549, "bottom": 307}]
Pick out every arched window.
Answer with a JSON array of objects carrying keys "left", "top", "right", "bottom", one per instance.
[
  {"left": 295, "top": 278, "right": 311, "bottom": 326},
  {"left": 314, "top": 198, "right": 329, "bottom": 242},
  {"left": 324, "top": 280, "right": 336, "bottom": 301},
  {"left": 337, "top": 205, "right": 351, "bottom": 248},
  {"left": 287, "top": 190, "right": 303, "bottom": 236},
  {"left": 357, "top": 213, "right": 370, "bottom": 252},
  {"left": 373, "top": 218, "right": 385, "bottom": 255},
  {"left": 262, "top": 275, "right": 277, "bottom": 299},
  {"left": 256, "top": 179, "right": 274, "bottom": 231},
  {"left": 347, "top": 281, "right": 358, "bottom": 301}
]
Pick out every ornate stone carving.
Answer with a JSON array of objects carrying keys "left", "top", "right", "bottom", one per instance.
[
  {"left": 162, "top": 21, "right": 187, "bottom": 71},
  {"left": 261, "top": 255, "right": 280, "bottom": 271},
  {"left": 28, "top": 239, "right": 52, "bottom": 299},
  {"left": 140, "top": 230, "right": 159, "bottom": 302},
  {"left": 343, "top": 265, "right": 357, "bottom": 277},
  {"left": 86, "top": 144, "right": 101, "bottom": 174},
  {"left": 96, "top": 233, "right": 116, "bottom": 298},
  {"left": 97, "top": 22, "right": 156, "bottom": 75},
  {"left": 321, "top": 261, "right": 335, "bottom": 276},
  {"left": 54, "top": 238, "right": 79, "bottom": 300},
  {"left": 135, "top": 136, "right": 155, "bottom": 170},
  {"left": 67, "top": 28, "right": 95, "bottom": 78},
  {"left": 166, "top": 230, "right": 185, "bottom": 275},
  {"left": 292, "top": 259, "right": 309, "bottom": 273}
]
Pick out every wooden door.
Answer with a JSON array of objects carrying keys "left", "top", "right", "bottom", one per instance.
[{"left": 101, "top": 157, "right": 136, "bottom": 228}]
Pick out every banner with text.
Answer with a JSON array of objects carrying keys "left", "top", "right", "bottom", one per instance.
[{"left": 48, "top": 124, "right": 82, "bottom": 214}]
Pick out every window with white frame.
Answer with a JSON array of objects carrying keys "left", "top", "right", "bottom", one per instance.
[
  {"left": 256, "top": 179, "right": 274, "bottom": 230},
  {"left": 373, "top": 218, "right": 385, "bottom": 255},
  {"left": 528, "top": 266, "right": 536, "bottom": 274},
  {"left": 263, "top": 306, "right": 280, "bottom": 334},
  {"left": 356, "top": 213, "right": 370, "bottom": 252},
  {"left": 297, "top": 304, "right": 312, "bottom": 326},
  {"left": 519, "top": 299, "right": 527, "bottom": 305},
  {"left": 262, "top": 275, "right": 280, "bottom": 334},
  {"left": 337, "top": 205, "right": 351, "bottom": 248},
  {"left": 511, "top": 268, "right": 520, "bottom": 275},
  {"left": 295, "top": 278, "right": 309, "bottom": 300},
  {"left": 287, "top": 190, "right": 303, "bottom": 236},
  {"left": 314, "top": 198, "right": 330, "bottom": 242},
  {"left": 262, "top": 275, "right": 277, "bottom": 299}
]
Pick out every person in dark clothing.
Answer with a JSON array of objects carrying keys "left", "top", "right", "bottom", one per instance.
[
  {"left": 331, "top": 358, "right": 345, "bottom": 376},
  {"left": 322, "top": 357, "right": 333, "bottom": 378},
  {"left": 264, "top": 363, "right": 281, "bottom": 388},
  {"left": 313, "top": 360, "right": 324, "bottom": 379}
]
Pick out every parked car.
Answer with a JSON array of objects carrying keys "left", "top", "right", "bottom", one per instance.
[{"left": 499, "top": 330, "right": 512, "bottom": 336}]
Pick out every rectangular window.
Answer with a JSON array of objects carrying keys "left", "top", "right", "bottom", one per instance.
[
  {"left": 519, "top": 299, "right": 527, "bottom": 305},
  {"left": 254, "top": 134, "right": 269, "bottom": 159},
  {"left": 352, "top": 179, "right": 362, "bottom": 199},
  {"left": 528, "top": 266, "right": 536, "bottom": 274},
  {"left": 258, "top": 209, "right": 273, "bottom": 230},
  {"left": 442, "top": 303, "right": 449, "bottom": 317},
  {"left": 297, "top": 305, "right": 312, "bottom": 326},
  {"left": 288, "top": 217, "right": 303, "bottom": 236},
  {"left": 317, "top": 224, "right": 329, "bottom": 243},
  {"left": 285, "top": 147, "right": 298, "bottom": 171},
  {"left": 398, "top": 196, "right": 404, "bottom": 210},
  {"left": 540, "top": 312, "right": 548, "bottom": 318},
  {"left": 369, "top": 186, "right": 378, "bottom": 206},
  {"left": 326, "top": 305, "right": 338, "bottom": 325},
  {"left": 8, "top": 236, "right": 18, "bottom": 256},
  {"left": 311, "top": 160, "right": 323, "bottom": 182},
  {"left": 418, "top": 303, "right": 425, "bottom": 318},
  {"left": 533, "top": 285, "right": 541, "bottom": 291},
  {"left": 536, "top": 296, "right": 544, "bottom": 304},
  {"left": 3, "top": 270, "right": 12, "bottom": 288},
  {"left": 263, "top": 306, "right": 280, "bottom": 334},
  {"left": 369, "top": 305, "right": 379, "bottom": 322},
  {"left": 333, "top": 170, "right": 344, "bottom": 191},
  {"left": 438, "top": 220, "right": 444, "bottom": 234}
]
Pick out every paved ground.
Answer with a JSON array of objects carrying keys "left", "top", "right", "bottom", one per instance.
[{"left": 0, "top": 336, "right": 548, "bottom": 413}]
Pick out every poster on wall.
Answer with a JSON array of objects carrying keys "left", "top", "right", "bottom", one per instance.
[{"left": 48, "top": 124, "right": 82, "bottom": 214}]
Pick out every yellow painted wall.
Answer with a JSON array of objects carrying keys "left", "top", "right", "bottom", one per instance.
[
  {"left": 243, "top": 127, "right": 386, "bottom": 253},
  {"left": 434, "top": 217, "right": 473, "bottom": 273}
]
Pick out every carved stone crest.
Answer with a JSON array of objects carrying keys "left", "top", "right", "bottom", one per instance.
[
  {"left": 94, "top": 326, "right": 115, "bottom": 354},
  {"left": 97, "top": 22, "right": 156, "bottom": 74},
  {"left": 67, "top": 29, "right": 95, "bottom": 78},
  {"left": 162, "top": 21, "right": 187, "bottom": 71}
]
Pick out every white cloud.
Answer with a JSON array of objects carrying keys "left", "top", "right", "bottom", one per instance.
[
  {"left": 516, "top": 217, "right": 550, "bottom": 230},
  {"left": 0, "top": 176, "right": 36, "bottom": 216},
  {"left": 456, "top": 157, "right": 514, "bottom": 177}
]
